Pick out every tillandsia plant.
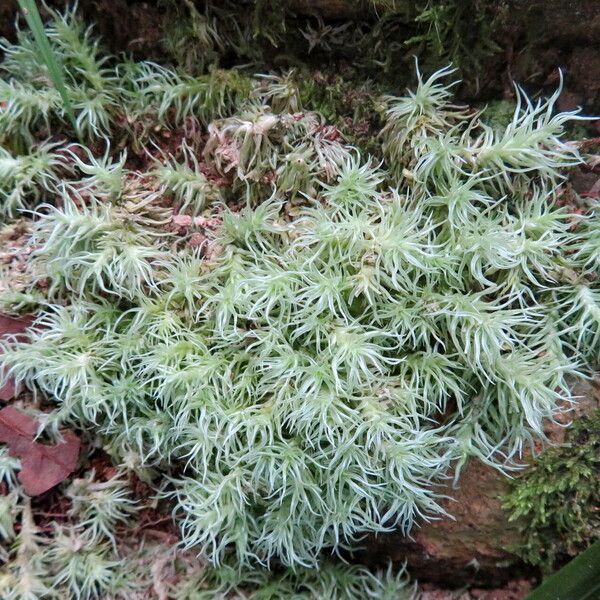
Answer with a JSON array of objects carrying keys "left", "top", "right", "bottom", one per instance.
[{"left": 0, "top": 5, "right": 598, "bottom": 598}]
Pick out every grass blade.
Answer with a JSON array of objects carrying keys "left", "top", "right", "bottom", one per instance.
[
  {"left": 16, "top": 0, "right": 77, "bottom": 131},
  {"left": 526, "top": 539, "right": 600, "bottom": 600}
]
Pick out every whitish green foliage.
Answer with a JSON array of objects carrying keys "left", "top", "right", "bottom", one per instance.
[
  {"left": 44, "top": 527, "right": 123, "bottom": 599},
  {"left": 0, "top": 492, "right": 18, "bottom": 544},
  {"left": 0, "top": 501, "right": 53, "bottom": 600},
  {"left": 123, "top": 62, "right": 253, "bottom": 127},
  {"left": 0, "top": 461, "right": 414, "bottom": 599},
  {"left": 0, "top": 488, "right": 137, "bottom": 600},
  {"left": 204, "top": 104, "right": 351, "bottom": 202},
  {"left": 381, "top": 64, "right": 467, "bottom": 171},
  {"left": 65, "top": 143, "right": 127, "bottom": 200},
  {"left": 0, "top": 79, "right": 60, "bottom": 143},
  {"left": 0, "top": 142, "right": 66, "bottom": 217},
  {"left": 151, "top": 140, "right": 220, "bottom": 214},
  {"left": 0, "top": 7, "right": 117, "bottom": 141},
  {"left": 0, "top": 448, "right": 20, "bottom": 489},
  {"left": 0, "top": 10, "right": 253, "bottom": 147},
  {"left": 66, "top": 470, "right": 138, "bottom": 544},
  {"left": 29, "top": 191, "right": 167, "bottom": 300},
  {"left": 0, "top": 7, "right": 597, "bottom": 593},
  {"left": 254, "top": 71, "right": 303, "bottom": 114},
  {"left": 3, "top": 516, "right": 415, "bottom": 600},
  {"left": 172, "top": 560, "right": 415, "bottom": 600}
]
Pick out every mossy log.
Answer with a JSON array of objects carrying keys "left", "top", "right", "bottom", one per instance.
[
  {"left": 2, "top": 1, "right": 599, "bottom": 109},
  {"left": 296, "top": 0, "right": 600, "bottom": 111}
]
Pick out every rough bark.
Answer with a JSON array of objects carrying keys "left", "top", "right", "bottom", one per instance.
[{"left": 359, "top": 460, "right": 523, "bottom": 588}]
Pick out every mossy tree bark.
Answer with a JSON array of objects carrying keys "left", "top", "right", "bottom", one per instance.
[{"left": 2, "top": 1, "right": 599, "bottom": 109}]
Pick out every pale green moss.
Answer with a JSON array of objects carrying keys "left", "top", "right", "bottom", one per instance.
[{"left": 0, "top": 6, "right": 597, "bottom": 598}]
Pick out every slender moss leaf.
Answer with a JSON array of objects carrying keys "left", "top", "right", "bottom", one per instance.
[{"left": 16, "top": 0, "right": 77, "bottom": 130}]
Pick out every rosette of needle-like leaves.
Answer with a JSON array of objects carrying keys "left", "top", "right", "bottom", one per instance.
[
  {"left": 0, "top": 7, "right": 118, "bottom": 142},
  {"left": 465, "top": 79, "right": 585, "bottom": 190},
  {"left": 0, "top": 79, "right": 60, "bottom": 144},
  {"left": 66, "top": 470, "right": 138, "bottom": 544},
  {"left": 64, "top": 142, "right": 127, "bottom": 201},
  {"left": 382, "top": 68, "right": 588, "bottom": 201},
  {"left": 203, "top": 104, "right": 352, "bottom": 203},
  {"left": 0, "top": 448, "right": 20, "bottom": 490},
  {"left": 151, "top": 140, "right": 220, "bottom": 214},
  {"left": 2, "top": 61, "right": 598, "bottom": 575},
  {"left": 0, "top": 141, "right": 67, "bottom": 217},
  {"left": 172, "top": 560, "right": 416, "bottom": 600},
  {"left": 43, "top": 526, "right": 125, "bottom": 600},
  {"left": 29, "top": 185, "right": 169, "bottom": 300},
  {"left": 123, "top": 61, "right": 253, "bottom": 127},
  {"left": 1, "top": 507, "right": 416, "bottom": 600},
  {"left": 381, "top": 64, "right": 468, "bottom": 175},
  {"left": 253, "top": 71, "right": 303, "bottom": 114},
  {"left": 571, "top": 205, "right": 600, "bottom": 275}
]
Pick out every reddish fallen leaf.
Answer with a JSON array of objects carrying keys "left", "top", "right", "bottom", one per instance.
[
  {"left": 0, "top": 405, "right": 38, "bottom": 452},
  {"left": 19, "top": 431, "right": 80, "bottom": 496},
  {"left": 0, "top": 315, "right": 34, "bottom": 336},
  {"left": 0, "top": 406, "right": 80, "bottom": 496},
  {"left": 0, "top": 379, "right": 22, "bottom": 403},
  {"left": 0, "top": 313, "right": 34, "bottom": 401}
]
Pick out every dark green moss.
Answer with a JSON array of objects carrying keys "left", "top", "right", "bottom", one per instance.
[
  {"left": 480, "top": 100, "right": 517, "bottom": 131},
  {"left": 158, "top": 0, "right": 509, "bottom": 94},
  {"left": 403, "top": 1, "right": 507, "bottom": 82},
  {"left": 296, "top": 73, "right": 385, "bottom": 153},
  {"left": 504, "top": 411, "right": 600, "bottom": 572}
]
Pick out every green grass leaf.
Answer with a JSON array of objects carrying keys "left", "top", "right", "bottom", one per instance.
[
  {"left": 16, "top": 0, "right": 77, "bottom": 131},
  {"left": 527, "top": 539, "right": 600, "bottom": 600}
]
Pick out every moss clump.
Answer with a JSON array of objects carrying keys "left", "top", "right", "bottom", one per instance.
[
  {"left": 479, "top": 99, "right": 517, "bottom": 131},
  {"left": 504, "top": 410, "right": 600, "bottom": 572},
  {"left": 0, "top": 5, "right": 599, "bottom": 597},
  {"left": 157, "top": 0, "right": 508, "bottom": 93}
]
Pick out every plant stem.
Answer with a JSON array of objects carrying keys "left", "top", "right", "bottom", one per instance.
[{"left": 527, "top": 540, "right": 600, "bottom": 600}]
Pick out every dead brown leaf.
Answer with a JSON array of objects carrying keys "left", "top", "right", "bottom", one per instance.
[{"left": 0, "top": 406, "right": 80, "bottom": 495}]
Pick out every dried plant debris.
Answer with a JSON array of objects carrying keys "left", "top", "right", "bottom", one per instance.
[{"left": 0, "top": 6, "right": 598, "bottom": 599}]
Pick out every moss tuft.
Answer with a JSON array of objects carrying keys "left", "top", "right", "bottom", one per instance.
[
  {"left": 504, "top": 410, "right": 600, "bottom": 572},
  {"left": 0, "top": 5, "right": 598, "bottom": 597}
]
